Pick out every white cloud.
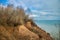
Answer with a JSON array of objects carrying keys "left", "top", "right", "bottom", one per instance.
[
  {"left": 29, "top": 14, "right": 38, "bottom": 18},
  {"left": 31, "top": 10, "right": 50, "bottom": 15},
  {"left": 31, "top": 10, "right": 39, "bottom": 13},
  {"left": 8, "top": 0, "right": 28, "bottom": 10},
  {"left": 40, "top": 12, "right": 48, "bottom": 15}
]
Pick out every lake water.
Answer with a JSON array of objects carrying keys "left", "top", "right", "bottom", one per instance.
[{"left": 34, "top": 20, "right": 60, "bottom": 40}]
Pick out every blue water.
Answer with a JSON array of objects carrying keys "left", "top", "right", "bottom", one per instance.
[{"left": 34, "top": 20, "right": 60, "bottom": 40}]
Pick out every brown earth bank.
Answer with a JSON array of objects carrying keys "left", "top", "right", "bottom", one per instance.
[
  {"left": 0, "top": 25, "right": 39, "bottom": 40},
  {"left": 0, "top": 5, "right": 53, "bottom": 40},
  {"left": 0, "top": 24, "right": 53, "bottom": 40}
]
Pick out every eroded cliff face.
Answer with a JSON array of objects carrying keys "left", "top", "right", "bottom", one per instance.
[
  {"left": 25, "top": 26, "right": 53, "bottom": 40},
  {"left": 0, "top": 25, "right": 40, "bottom": 40},
  {"left": 0, "top": 24, "right": 53, "bottom": 40}
]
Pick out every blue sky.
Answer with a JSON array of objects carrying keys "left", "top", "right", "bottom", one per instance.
[{"left": 0, "top": 0, "right": 60, "bottom": 20}]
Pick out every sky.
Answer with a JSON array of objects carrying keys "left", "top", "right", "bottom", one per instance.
[{"left": 0, "top": 0, "right": 60, "bottom": 20}]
